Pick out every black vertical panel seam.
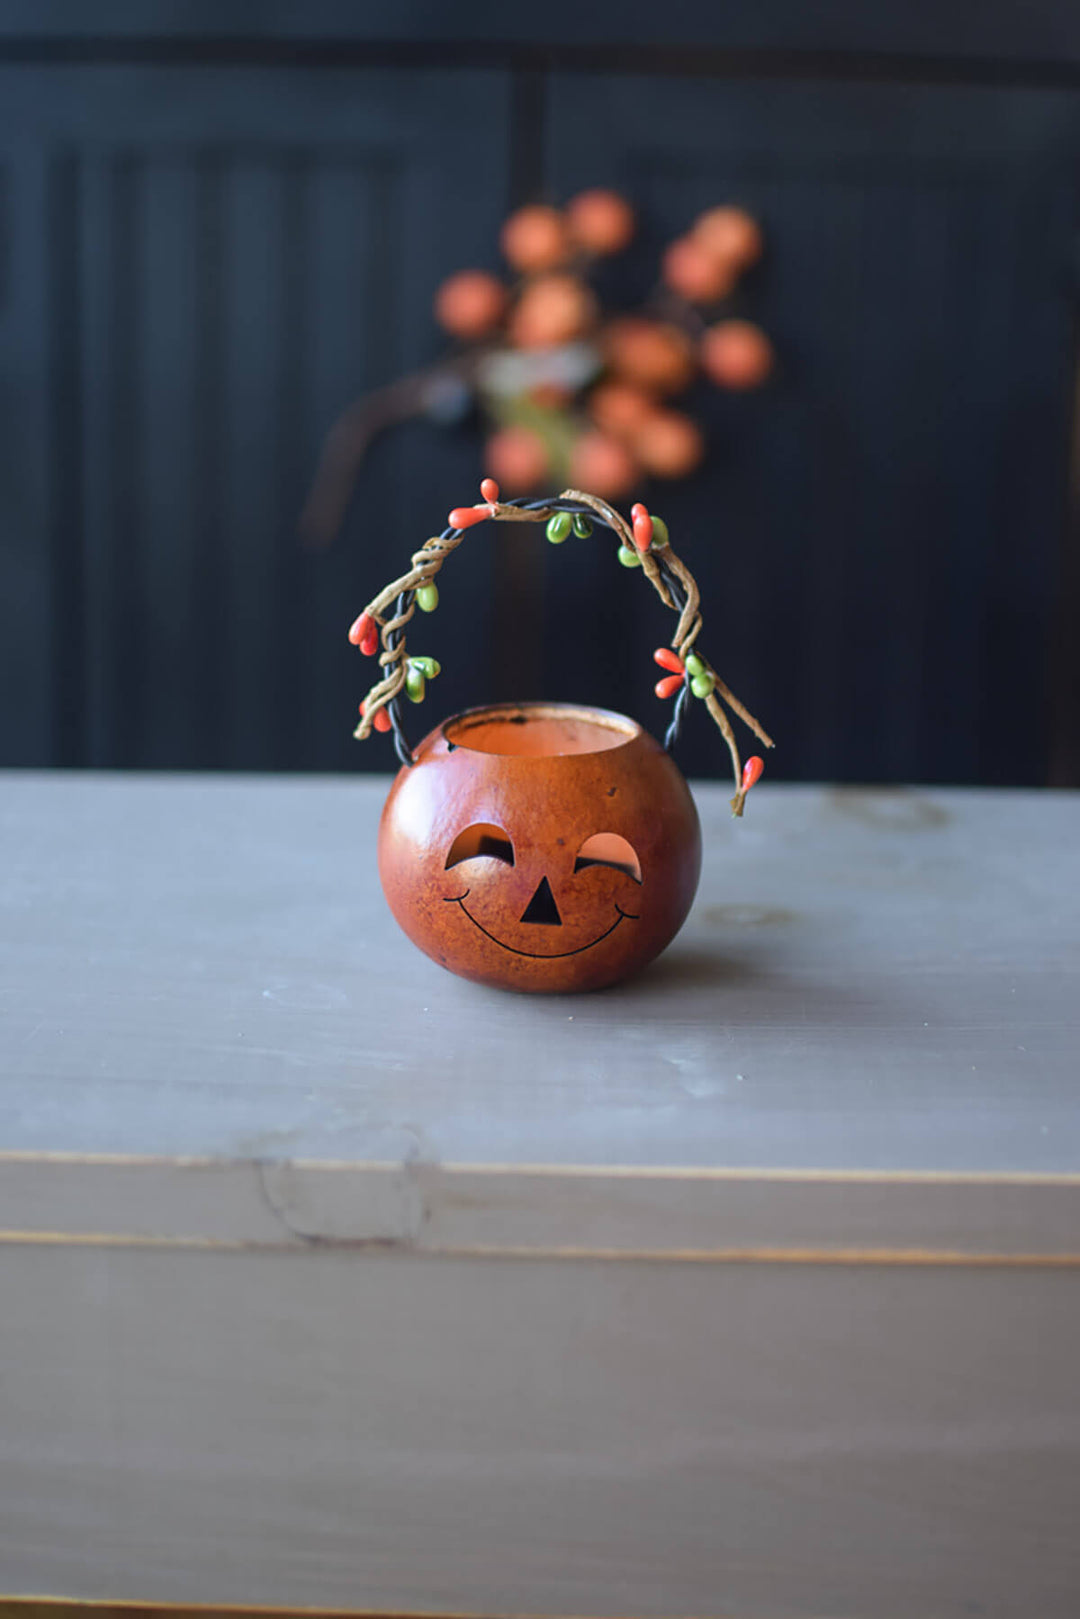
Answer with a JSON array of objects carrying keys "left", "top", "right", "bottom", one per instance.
[
  {"left": 1050, "top": 327, "right": 1080, "bottom": 786},
  {"left": 1048, "top": 161, "right": 1080, "bottom": 788},
  {"left": 109, "top": 149, "right": 142, "bottom": 767},
  {"left": 275, "top": 149, "right": 309, "bottom": 768},
  {"left": 193, "top": 146, "right": 227, "bottom": 769},
  {"left": 1029, "top": 167, "right": 1078, "bottom": 788},
  {"left": 508, "top": 51, "right": 550, "bottom": 207},
  {"left": 47, "top": 149, "right": 85, "bottom": 767},
  {"left": 493, "top": 55, "right": 550, "bottom": 704},
  {"left": 0, "top": 164, "right": 10, "bottom": 314},
  {"left": 977, "top": 163, "right": 1065, "bottom": 786},
  {"left": 365, "top": 151, "right": 401, "bottom": 388}
]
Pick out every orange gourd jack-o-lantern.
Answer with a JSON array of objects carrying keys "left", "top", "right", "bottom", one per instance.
[
  {"left": 350, "top": 486, "right": 772, "bottom": 994},
  {"left": 379, "top": 704, "right": 701, "bottom": 993}
]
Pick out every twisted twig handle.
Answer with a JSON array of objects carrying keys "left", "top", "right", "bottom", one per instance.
[{"left": 348, "top": 484, "right": 773, "bottom": 815}]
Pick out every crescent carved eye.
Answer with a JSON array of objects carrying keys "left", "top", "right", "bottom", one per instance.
[
  {"left": 573, "top": 833, "right": 641, "bottom": 884},
  {"left": 445, "top": 824, "right": 515, "bottom": 869}
]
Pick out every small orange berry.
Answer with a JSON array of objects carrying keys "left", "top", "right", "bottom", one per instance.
[
  {"left": 433, "top": 270, "right": 507, "bottom": 339},
  {"left": 631, "top": 505, "right": 654, "bottom": 551},
  {"left": 692, "top": 207, "right": 763, "bottom": 273},
  {"left": 603, "top": 317, "right": 696, "bottom": 396},
  {"left": 528, "top": 382, "right": 574, "bottom": 410},
  {"left": 662, "top": 236, "right": 737, "bottom": 304},
  {"left": 500, "top": 205, "right": 570, "bottom": 273},
  {"left": 634, "top": 410, "right": 706, "bottom": 478},
  {"left": 565, "top": 189, "right": 635, "bottom": 255},
  {"left": 359, "top": 701, "right": 392, "bottom": 734},
  {"left": 507, "top": 273, "right": 597, "bottom": 349},
  {"left": 588, "top": 380, "right": 656, "bottom": 438},
  {"left": 653, "top": 647, "right": 685, "bottom": 675},
  {"left": 448, "top": 505, "right": 490, "bottom": 529},
  {"left": 485, "top": 426, "right": 550, "bottom": 493},
  {"left": 742, "top": 756, "right": 765, "bottom": 791},
  {"left": 568, "top": 431, "right": 639, "bottom": 499},
  {"left": 701, "top": 320, "right": 774, "bottom": 391}
]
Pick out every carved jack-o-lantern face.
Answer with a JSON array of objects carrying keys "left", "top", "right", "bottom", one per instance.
[{"left": 378, "top": 704, "right": 702, "bottom": 993}]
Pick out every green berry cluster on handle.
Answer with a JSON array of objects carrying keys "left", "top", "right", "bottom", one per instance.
[
  {"left": 547, "top": 498, "right": 669, "bottom": 563},
  {"left": 405, "top": 655, "right": 441, "bottom": 704},
  {"left": 546, "top": 511, "right": 594, "bottom": 543},
  {"left": 685, "top": 650, "right": 714, "bottom": 700}
]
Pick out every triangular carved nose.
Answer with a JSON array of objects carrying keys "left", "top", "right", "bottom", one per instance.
[{"left": 520, "top": 875, "right": 562, "bottom": 926}]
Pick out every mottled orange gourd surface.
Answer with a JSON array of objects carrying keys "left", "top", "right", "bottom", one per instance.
[{"left": 378, "top": 704, "right": 702, "bottom": 993}]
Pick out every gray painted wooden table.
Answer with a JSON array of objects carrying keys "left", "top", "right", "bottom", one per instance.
[{"left": 1, "top": 773, "right": 1078, "bottom": 1618}]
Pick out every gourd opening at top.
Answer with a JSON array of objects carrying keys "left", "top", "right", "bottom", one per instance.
[{"left": 442, "top": 703, "right": 638, "bottom": 759}]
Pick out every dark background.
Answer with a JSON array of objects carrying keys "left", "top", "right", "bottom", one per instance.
[{"left": 2, "top": 2, "right": 1080, "bottom": 786}]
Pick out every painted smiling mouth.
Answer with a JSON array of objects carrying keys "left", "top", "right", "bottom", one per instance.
[{"left": 443, "top": 891, "right": 639, "bottom": 959}]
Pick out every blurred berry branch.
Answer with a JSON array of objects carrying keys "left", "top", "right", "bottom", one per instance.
[{"left": 301, "top": 191, "right": 773, "bottom": 550}]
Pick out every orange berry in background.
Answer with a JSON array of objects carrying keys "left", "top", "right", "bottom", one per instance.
[
  {"left": 500, "top": 204, "right": 570, "bottom": 273},
  {"left": 692, "top": 206, "right": 763, "bottom": 273},
  {"left": 661, "top": 236, "right": 737, "bottom": 304},
  {"left": 701, "top": 320, "right": 774, "bottom": 390},
  {"left": 507, "top": 273, "right": 598, "bottom": 349},
  {"left": 485, "top": 425, "right": 550, "bottom": 492},
  {"left": 633, "top": 410, "right": 706, "bottom": 478},
  {"left": 569, "top": 430, "right": 640, "bottom": 499},
  {"left": 588, "top": 380, "right": 656, "bottom": 439},
  {"left": 565, "top": 189, "right": 635, "bottom": 255},
  {"left": 529, "top": 382, "right": 574, "bottom": 410},
  {"left": 603, "top": 317, "right": 696, "bottom": 396},
  {"left": 433, "top": 269, "right": 507, "bottom": 339}
]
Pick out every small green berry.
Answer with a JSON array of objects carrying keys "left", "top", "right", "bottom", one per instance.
[
  {"left": 691, "top": 672, "right": 715, "bottom": 700},
  {"left": 411, "top": 656, "right": 441, "bottom": 679},
  {"left": 405, "top": 664, "right": 427, "bottom": 703},
  {"left": 546, "top": 511, "right": 573, "bottom": 544},
  {"left": 617, "top": 545, "right": 641, "bottom": 568},
  {"left": 416, "top": 582, "right": 439, "bottom": 613},
  {"left": 684, "top": 652, "right": 705, "bottom": 679},
  {"left": 572, "top": 514, "right": 593, "bottom": 538},
  {"left": 650, "top": 515, "right": 670, "bottom": 548}
]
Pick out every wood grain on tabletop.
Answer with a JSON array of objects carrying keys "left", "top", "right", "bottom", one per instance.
[
  {"left": 2, "top": 774, "right": 1079, "bottom": 1618},
  {"left": 0, "top": 772, "right": 1077, "bottom": 1175}
]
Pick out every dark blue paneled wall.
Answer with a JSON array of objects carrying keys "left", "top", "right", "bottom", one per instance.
[{"left": 1, "top": 14, "right": 1078, "bottom": 784}]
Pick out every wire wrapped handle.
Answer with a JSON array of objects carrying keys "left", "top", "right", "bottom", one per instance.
[{"left": 350, "top": 487, "right": 773, "bottom": 815}]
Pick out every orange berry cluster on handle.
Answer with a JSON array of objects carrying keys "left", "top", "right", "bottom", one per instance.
[
  {"left": 346, "top": 479, "right": 773, "bottom": 815},
  {"left": 358, "top": 698, "right": 391, "bottom": 733},
  {"left": 347, "top": 611, "right": 379, "bottom": 657},
  {"left": 653, "top": 645, "right": 685, "bottom": 700}
]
